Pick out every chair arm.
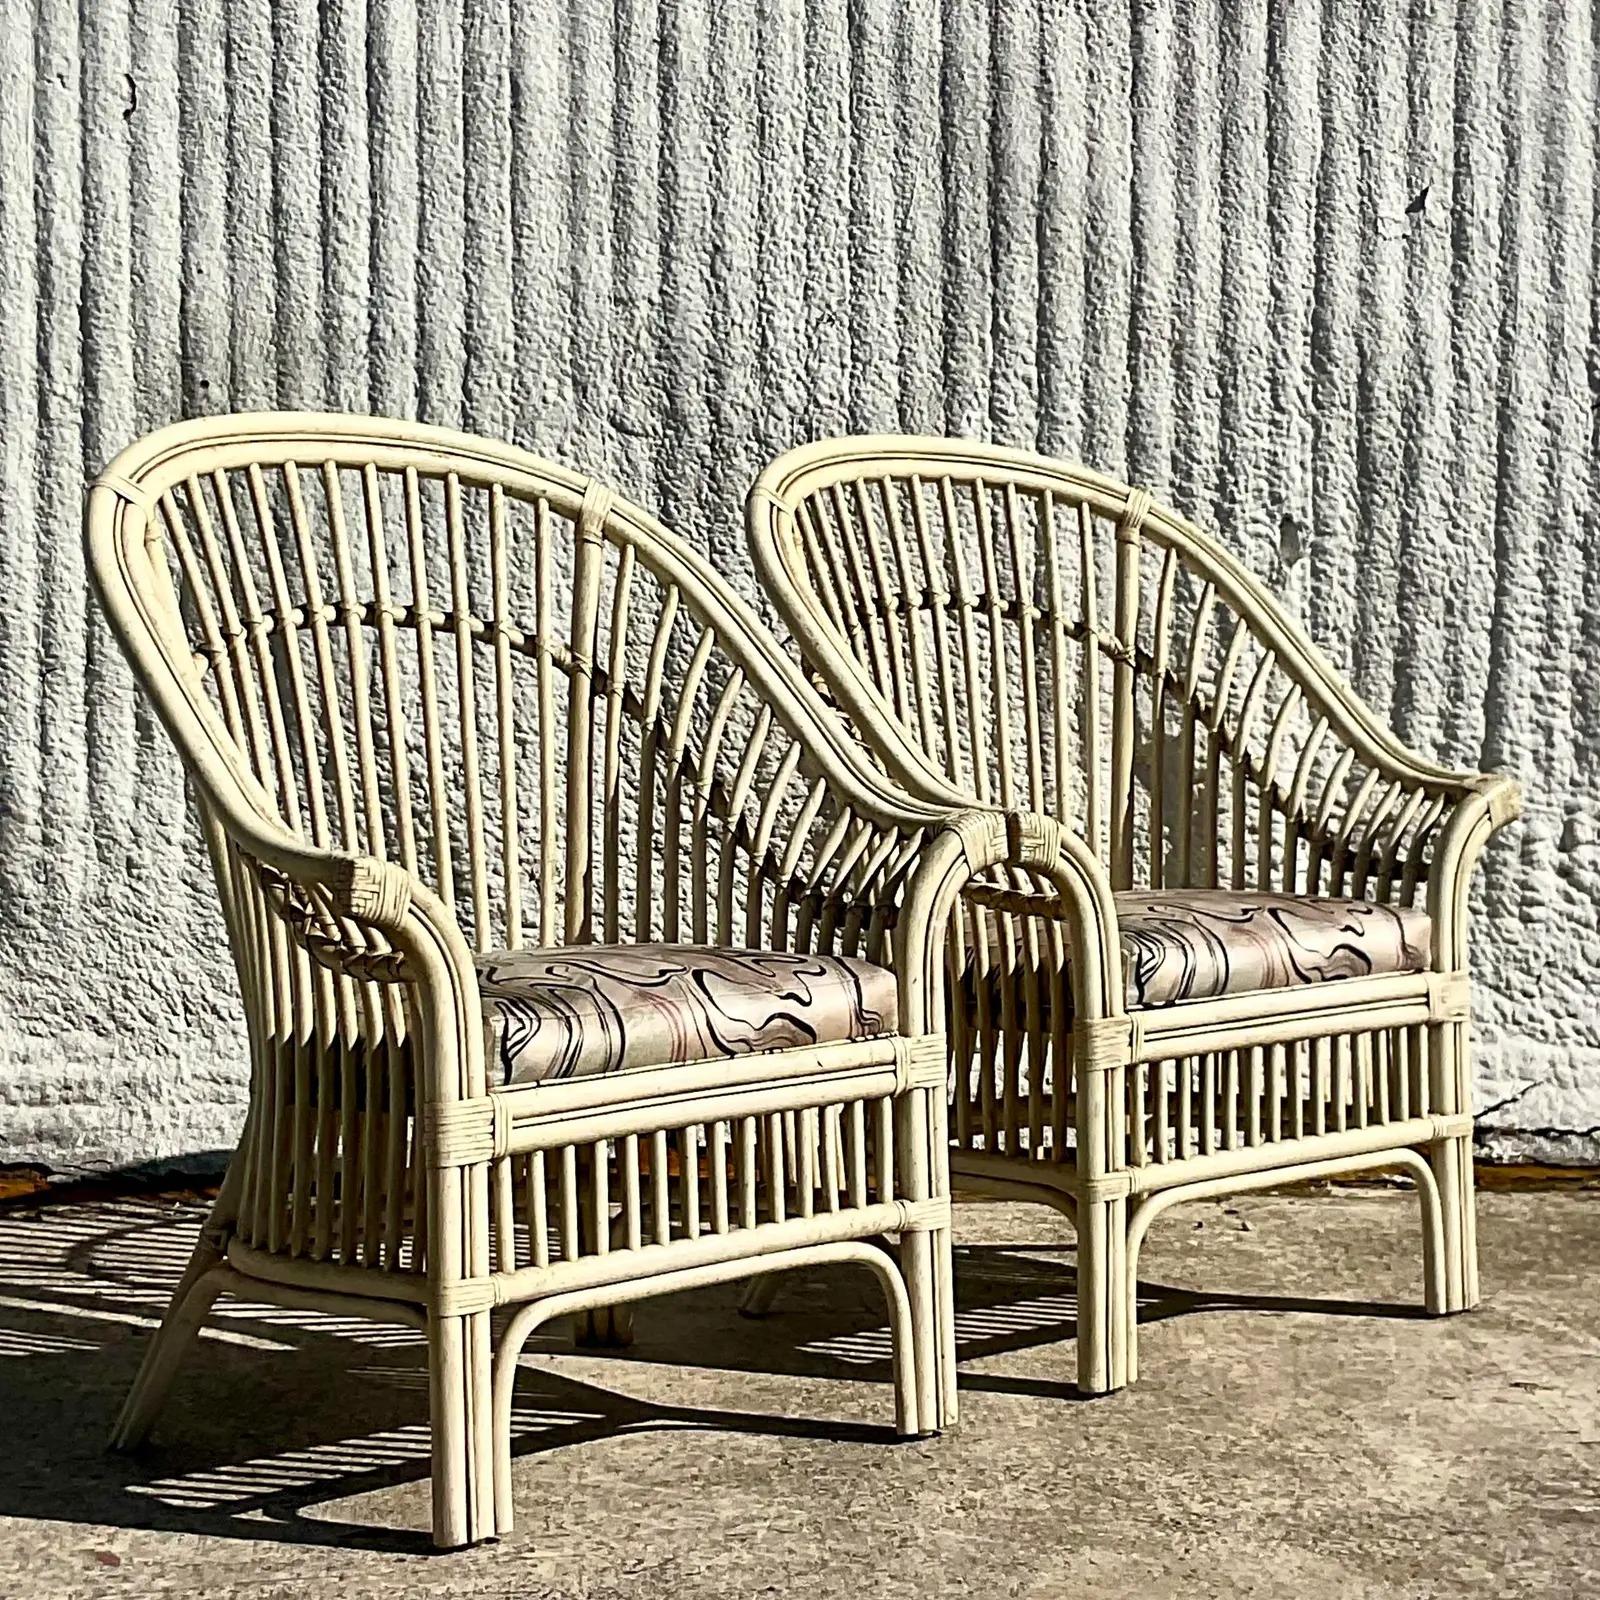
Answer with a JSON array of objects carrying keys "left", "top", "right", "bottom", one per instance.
[
  {"left": 1223, "top": 615, "right": 1521, "bottom": 951},
  {"left": 1424, "top": 772, "right": 1522, "bottom": 972},
  {"left": 891, "top": 807, "right": 1124, "bottom": 1037},
  {"left": 214, "top": 807, "right": 489, "bottom": 1106}
]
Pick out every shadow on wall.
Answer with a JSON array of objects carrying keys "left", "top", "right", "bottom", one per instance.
[{"left": 0, "top": 1198, "right": 1427, "bottom": 1554}]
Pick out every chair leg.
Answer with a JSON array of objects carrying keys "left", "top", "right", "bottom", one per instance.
[
  {"left": 573, "top": 1156, "right": 635, "bottom": 1349},
  {"left": 1431, "top": 1130, "right": 1480, "bottom": 1313},
  {"left": 898, "top": 1229, "right": 940, "bottom": 1433},
  {"left": 108, "top": 1257, "right": 227, "bottom": 1450},
  {"left": 108, "top": 1171, "right": 240, "bottom": 1452},
  {"left": 929, "top": 1103, "right": 959, "bottom": 1426},
  {"left": 894, "top": 1088, "right": 943, "bottom": 1432},
  {"left": 574, "top": 1303, "right": 635, "bottom": 1347},
  {"left": 933, "top": 1223, "right": 959, "bottom": 1428},
  {"left": 1075, "top": 1193, "right": 1130, "bottom": 1396},
  {"left": 737, "top": 1274, "right": 782, "bottom": 1318},
  {"left": 429, "top": 1307, "right": 497, "bottom": 1550}
]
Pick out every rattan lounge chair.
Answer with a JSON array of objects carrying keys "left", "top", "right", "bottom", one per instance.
[
  {"left": 748, "top": 436, "right": 1520, "bottom": 1396},
  {"left": 86, "top": 415, "right": 980, "bottom": 1547}
]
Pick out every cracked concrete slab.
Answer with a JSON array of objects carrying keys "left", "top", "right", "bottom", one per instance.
[{"left": 0, "top": 1190, "right": 1594, "bottom": 1598}]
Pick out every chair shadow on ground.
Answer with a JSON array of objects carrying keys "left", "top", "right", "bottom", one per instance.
[{"left": 0, "top": 1198, "right": 1431, "bottom": 1553}]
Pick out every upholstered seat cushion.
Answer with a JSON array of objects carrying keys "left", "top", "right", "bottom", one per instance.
[
  {"left": 1116, "top": 890, "right": 1431, "bottom": 1007},
  {"left": 476, "top": 944, "right": 899, "bottom": 1086},
  {"left": 961, "top": 889, "right": 1431, "bottom": 1011}
]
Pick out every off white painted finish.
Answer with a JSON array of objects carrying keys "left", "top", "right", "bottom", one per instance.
[
  {"left": 87, "top": 413, "right": 974, "bottom": 1546},
  {"left": 2, "top": 1, "right": 1595, "bottom": 1165},
  {"left": 749, "top": 435, "right": 1521, "bottom": 1391}
]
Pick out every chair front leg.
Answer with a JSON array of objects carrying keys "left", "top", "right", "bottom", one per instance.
[
  {"left": 429, "top": 1306, "right": 497, "bottom": 1547},
  {"left": 1075, "top": 1028, "right": 1132, "bottom": 1396},
  {"left": 427, "top": 1160, "right": 497, "bottom": 1549},
  {"left": 1429, "top": 1009, "right": 1480, "bottom": 1313},
  {"left": 1074, "top": 1189, "right": 1131, "bottom": 1395},
  {"left": 894, "top": 1081, "right": 944, "bottom": 1432}
]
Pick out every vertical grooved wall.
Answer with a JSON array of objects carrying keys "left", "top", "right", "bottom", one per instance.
[{"left": 1, "top": 0, "right": 1594, "bottom": 1166}]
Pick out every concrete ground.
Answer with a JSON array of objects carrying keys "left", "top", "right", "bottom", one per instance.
[{"left": 0, "top": 1189, "right": 1594, "bottom": 1599}]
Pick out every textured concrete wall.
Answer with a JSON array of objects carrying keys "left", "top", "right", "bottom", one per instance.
[{"left": 1, "top": 1, "right": 1596, "bottom": 1170}]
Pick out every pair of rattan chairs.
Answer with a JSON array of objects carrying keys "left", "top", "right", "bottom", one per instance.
[{"left": 88, "top": 415, "right": 1517, "bottom": 1547}]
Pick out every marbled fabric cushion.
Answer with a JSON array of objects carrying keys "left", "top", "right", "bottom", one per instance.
[
  {"left": 476, "top": 944, "right": 898, "bottom": 1086},
  {"left": 1116, "top": 890, "right": 1431, "bottom": 1008},
  {"left": 960, "top": 890, "right": 1431, "bottom": 1011}
]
